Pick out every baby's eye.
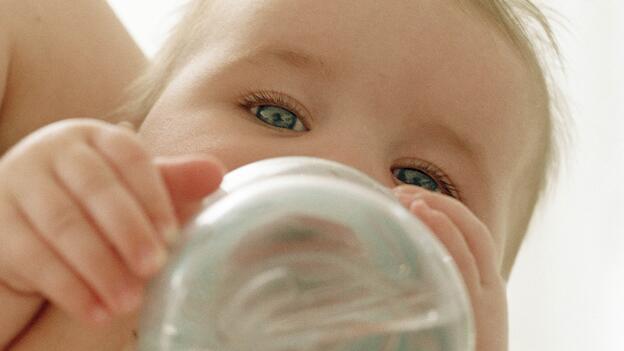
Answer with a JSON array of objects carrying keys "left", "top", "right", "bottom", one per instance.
[
  {"left": 392, "top": 166, "right": 460, "bottom": 199},
  {"left": 393, "top": 168, "right": 439, "bottom": 192},
  {"left": 251, "top": 105, "right": 307, "bottom": 132},
  {"left": 240, "top": 90, "right": 310, "bottom": 132}
]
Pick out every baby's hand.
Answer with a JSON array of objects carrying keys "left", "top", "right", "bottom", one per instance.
[
  {"left": 393, "top": 185, "right": 508, "bottom": 351},
  {"left": 0, "top": 119, "right": 224, "bottom": 335}
]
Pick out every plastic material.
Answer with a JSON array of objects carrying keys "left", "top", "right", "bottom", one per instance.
[{"left": 138, "top": 156, "right": 475, "bottom": 351}]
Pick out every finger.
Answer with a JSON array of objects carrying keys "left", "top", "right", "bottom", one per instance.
[
  {"left": 52, "top": 143, "right": 168, "bottom": 278},
  {"left": 116, "top": 121, "right": 135, "bottom": 131},
  {"left": 409, "top": 199, "right": 481, "bottom": 291},
  {"left": 9, "top": 173, "right": 144, "bottom": 315},
  {"left": 156, "top": 154, "right": 225, "bottom": 223},
  {"left": 91, "top": 125, "right": 179, "bottom": 246},
  {"left": 0, "top": 200, "right": 109, "bottom": 325},
  {"left": 394, "top": 186, "right": 499, "bottom": 285},
  {"left": 0, "top": 199, "right": 45, "bottom": 342}
]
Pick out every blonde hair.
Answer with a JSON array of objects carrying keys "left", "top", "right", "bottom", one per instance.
[
  {"left": 467, "top": 1, "right": 567, "bottom": 278},
  {"left": 117, "top": 0, "right": 566, "bottom": 278}
]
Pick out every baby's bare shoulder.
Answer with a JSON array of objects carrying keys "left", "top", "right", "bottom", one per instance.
[{"left": 0, "top": 0, "right": 147, "bottom": 154}]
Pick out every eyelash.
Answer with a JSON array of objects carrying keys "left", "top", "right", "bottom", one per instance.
[
  {"left": 392, "top": 161, "right": 462, "bottom": 200},
  {"left": 237, "top": 90, "right": 462, "bottom": 200},
  {"left": 237, "top": 89, "right": 311, "bottom": 130}
]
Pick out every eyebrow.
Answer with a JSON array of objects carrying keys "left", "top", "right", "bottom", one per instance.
[
  {"left": 235, "top": 46, "right": 337, "bottom": 81},
  {"left": 225, "top": 46, "right": 488, "bottom": 190},
  {"left": 421, "top": 120, "right": 487, "bottom": 182}
]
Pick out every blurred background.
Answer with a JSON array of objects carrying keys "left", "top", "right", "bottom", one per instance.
[{"left": 107, "top": 1, "right": 623, "bottom": 350}]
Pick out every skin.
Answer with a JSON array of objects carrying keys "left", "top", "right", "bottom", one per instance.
[
  {"left": 0, "top": 0, "right": 147, "bottom": 155},
  {"left": 141, "top": 1, "right": 545, "bottom": 350},
  {"left": 0, "top": 0, "right": 547, "bottom": 350},
  {"left": 142, "top": 0, "right": 546, "bottom": 270}
]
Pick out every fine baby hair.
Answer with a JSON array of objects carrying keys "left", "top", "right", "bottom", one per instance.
[
  {"left": 0, "top": 1, "right": 571, "bottom": 350},
  {"left": 117, "top": 0, "right": 564, "bottom": 279}
]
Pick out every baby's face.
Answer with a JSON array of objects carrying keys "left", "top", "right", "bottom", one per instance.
[{"left": 139, "top": 0, "right": 547, "bottom": 272}]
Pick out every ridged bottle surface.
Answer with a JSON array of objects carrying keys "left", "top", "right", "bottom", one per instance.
[{"left": 138, "top": 157, "right": 475, "bottom": 351}]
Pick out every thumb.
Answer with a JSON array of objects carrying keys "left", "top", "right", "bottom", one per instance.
[{"left": 156, "top": 154, "right": 226, "bottom": 223}]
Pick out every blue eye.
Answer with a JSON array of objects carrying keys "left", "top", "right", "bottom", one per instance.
[
  {"left": 393, "top": 168, "right": 441, "bottom": 193},
  {"left": 252, "top": 105, "right": 307, "bottom": 132}
]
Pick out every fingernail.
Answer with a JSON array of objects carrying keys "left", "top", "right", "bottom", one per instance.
[
  {"left": 139, "top": 245, "right": 168, "bottom": 276},
  {"left": 396, "top": 192, "right": 423, "bottom": 207},
  {"left": 410, "top": 198, "right": 429, "bottom": 211},
  {"left": 397, "top": 193, "right": 413, "bottom": 207},
  {"left": 393, "top": 185, "right": 418, "bottom": 193},
  {"left": 162, "top": 225, "right": 180, "bottom": 247},
  {"left": 117, "top": 121, "right": 135, "bottom": 131}
]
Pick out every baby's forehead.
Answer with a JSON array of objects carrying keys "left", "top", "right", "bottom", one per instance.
[
  {"left": 149, "top": 0, "right": 552, "bottom": 276},
  {"left": 192, "top": 0, "right": 546, "bottom": 174},
  {"left": 198, "top": 0, "right": 538, "bottom": 100},
  {"left": 178, "top": 1, "right": 544, "bottom": 186}
]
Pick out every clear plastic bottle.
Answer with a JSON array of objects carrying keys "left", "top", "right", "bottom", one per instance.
[{"left": 138, "top": 157, "right": 475, "bottom": 351}]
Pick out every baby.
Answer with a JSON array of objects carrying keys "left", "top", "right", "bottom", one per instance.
[{"left": 0, "top": 0, "right": 559, "bottom": 350}]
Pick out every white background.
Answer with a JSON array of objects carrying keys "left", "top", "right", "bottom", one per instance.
[{"left": 107, "top": 1, "right": 624, "bottom": 350}]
